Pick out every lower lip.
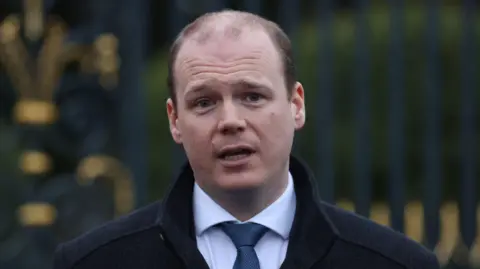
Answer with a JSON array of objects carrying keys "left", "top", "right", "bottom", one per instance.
[{"left": 218, "top": 153, "right": 254, "bottom": 167}]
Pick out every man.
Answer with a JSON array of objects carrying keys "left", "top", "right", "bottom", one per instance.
[{"left": 53, "top": 10, "right": 440, "bottom": 269}]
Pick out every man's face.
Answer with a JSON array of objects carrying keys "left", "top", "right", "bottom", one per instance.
[{"left": 167, "top": 26, "right": 305, "bottom": 194}]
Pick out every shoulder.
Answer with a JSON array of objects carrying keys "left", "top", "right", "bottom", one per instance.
[
  {"left": 321, "top": 202, "right": 440, "bottom": 269},
  {"left": 53, "top": 201, "right": 164, "bottom": 268}
]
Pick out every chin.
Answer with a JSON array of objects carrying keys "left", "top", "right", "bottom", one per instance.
[{"left": 215, "top": 171, "right": 266, "bottom": 192}]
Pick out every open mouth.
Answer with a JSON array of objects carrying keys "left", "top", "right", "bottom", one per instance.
[{"left": 217, "top": 147, "right": 255, "bottom": 161}]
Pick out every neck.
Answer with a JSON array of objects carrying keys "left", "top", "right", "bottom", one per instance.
[{"left": 206, "top": 168, "right": 290, "bottom": 222}]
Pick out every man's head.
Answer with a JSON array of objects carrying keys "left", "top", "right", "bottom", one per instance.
[
  {"left": 167, "top": 10, "right": 298, "bottom": 106},
  {"left": 166, "top": 10, "right": 305, "bottom": 202}
]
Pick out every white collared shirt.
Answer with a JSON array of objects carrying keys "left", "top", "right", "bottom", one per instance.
[{"left": 193, "top": 172, "right": 296, "bottom": 269}]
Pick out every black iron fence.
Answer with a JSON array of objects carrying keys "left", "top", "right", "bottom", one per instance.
[
  {"left": 160, "top": 0, "right": 479, "bottom": 268},
  {"left": 0, "top": 0, "right": 478, "bottom": 269},
  {"left": 0, "top": 0, "right": 148, "bottom": 268}
]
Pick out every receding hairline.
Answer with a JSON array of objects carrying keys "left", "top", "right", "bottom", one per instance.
[
  {"left": 180, "top": 10, "right": 276, "bottom": 39},
  {"left": 174, "top": 10, "right": 282, "bottom": 56},
  {"left": 167, "top": 10, "right": 296, "bottom": 104}
]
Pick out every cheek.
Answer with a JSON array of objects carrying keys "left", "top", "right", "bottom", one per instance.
[
  {"left": 180, "top": 119, "right": 213, "bottom": 154},
  {"left": 256, "top": 110, "right": 294, "bottom": 149}
]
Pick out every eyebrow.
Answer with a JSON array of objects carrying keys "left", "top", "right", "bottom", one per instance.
[
  {"left": 182, "top": 80, "right": 214, "bottom": 99},
  {"left": 234, "top": 79, "right": 270, "bottom": 90},
  {"left": 184, "top": 78, "right": 272, "bottom": 97}
]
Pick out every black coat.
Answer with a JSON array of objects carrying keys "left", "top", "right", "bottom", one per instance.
[{"left": 53, "top": 156, "right": 440, "bottom": 269}]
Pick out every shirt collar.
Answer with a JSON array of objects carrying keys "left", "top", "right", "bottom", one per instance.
[{"left": 193, "top": 172, "right": 296, "bottom": 240}]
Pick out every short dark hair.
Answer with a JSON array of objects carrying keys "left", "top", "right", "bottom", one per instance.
[{"left": 166, "top": 10, "right": 296, "bottom": 106}]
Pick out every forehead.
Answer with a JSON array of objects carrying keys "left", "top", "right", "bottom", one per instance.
[{"left": 174, "top": 26, "right": 283, "bottom": 92}]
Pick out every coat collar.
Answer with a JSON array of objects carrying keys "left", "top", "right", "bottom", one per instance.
[{"left": 156, "top": 155, "right": 339, "bottom": 269}]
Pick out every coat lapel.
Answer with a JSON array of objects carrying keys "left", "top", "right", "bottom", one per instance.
[{"left": 157, "top": 155, "right": 339, "bottom": 269}]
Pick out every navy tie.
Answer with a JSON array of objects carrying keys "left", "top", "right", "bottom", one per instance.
[{"left": 220, "top": 222, "right": 268, "bottom": 269}]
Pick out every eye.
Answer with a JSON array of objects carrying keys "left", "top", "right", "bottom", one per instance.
[
  {"left": 194, "top": 98, "right": 215, "bottom": 109},
  {"left": 244, "top": 92, "right": 264, "bottom": 103}
]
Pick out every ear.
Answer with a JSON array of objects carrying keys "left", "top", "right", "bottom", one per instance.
[
  {"left": 290, "top": 82, "right": 306, "bottom": 130},
  {"left": 166, "top": 98, "right": 182, "bottom": 144}
]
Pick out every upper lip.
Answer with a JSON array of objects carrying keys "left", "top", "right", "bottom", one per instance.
[{"left": 216, "top": 144, "right": 256, "bottom": 158}]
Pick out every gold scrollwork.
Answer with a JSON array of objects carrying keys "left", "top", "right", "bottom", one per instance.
[
  {"left": 0, "top": 15, "right": 36, "bottom": 99},
  {"left": 405, "top": 201, "right": 424, "bottom": 243},
  {"left": 17, "top": 202, "right": 57, "bottom": 226},
  {"left": 336, "top": 200, "right": 480, "bottom": 267},
  {"left": 370, "top": 203, "right": 390, "bottom": 227},
  {"left": 20, "top": 150, "right": 52, "bottom": 175},
  {"left": 94, "top": 34, "right": 120, "bottom": 89},
  {"left": 76, "top": 155, "right": 135, "bottom": 217},
  {"left": 0, "top": 15, "right": 20, "bottom": 43},
  {"left": 14, "top": 99, "right": 58, "bottom": 124},
  {"left": 435, "top": 202, "right": 459, "bottom": 265},
  {"left": 36, "top": 18, "right": 68, "bottom": 101},
  {"left": 0, "top": 13, "right": 121, "bottom": 123},
  {"left": 0, "top": 15, "right": 67, "bottom": 125},
  {"left": 23, "top": 0, "right": 44, "bottom": 41}
]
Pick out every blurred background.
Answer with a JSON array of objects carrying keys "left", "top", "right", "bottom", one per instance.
[{"left": 0, "top": 0, "right": 478, "bottom": 268}]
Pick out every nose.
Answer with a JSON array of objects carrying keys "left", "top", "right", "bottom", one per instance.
[{"left": 217, "top": 101, "right": 246, "bottom": 135}]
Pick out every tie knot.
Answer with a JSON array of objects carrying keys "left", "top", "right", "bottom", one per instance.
[{"left": 220, "top": 222, "right": 268, "bottom": 248}]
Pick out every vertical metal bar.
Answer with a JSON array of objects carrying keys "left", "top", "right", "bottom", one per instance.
[
  {"left": 353, "top": 0, "right": 371, "bottom": 217},
  {"left": 277, "top": 0, "right": 300, "bottom": 73},
  {"left": 423, "top": 0, "right": 442, "bottom": 251},
  {"left": 316, "top": 0, "right": 335, "bottom": 203},
  {"left": 278, "top": 0, "right": 299, "bottom": 39},
  {"left": 387, "top": 0, "right": 405, "bottom": 233},
  {"left": 168, "top": 0, "right": 188, "bottom": 179},
  {"left": 243, "top": 0, "right": 262, "bottom": 15},
  {"left": 459, "top": 0, "right": 477, "bottom": 253},
  {"left": 169, "top": 0, "right": 187, "bottom": 41},
  {"left": 115, "top": 0, "right": 149, "bottom": 206},
  {"left": 278, "top": 0, "right": 301, "bottom": 155}
]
